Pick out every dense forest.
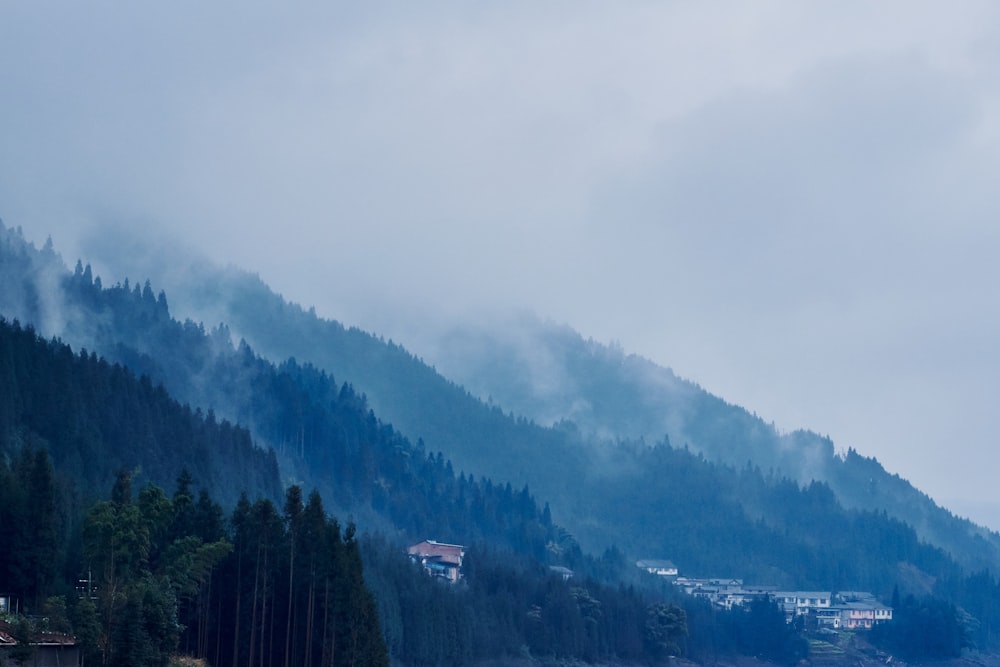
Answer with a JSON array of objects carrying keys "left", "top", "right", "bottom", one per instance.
[
  {"left": 0, "top": 317, "right": 697, "bottom": 665},
  {"left": 0, "top": 318, "right": 281, "bottom": 508},
  {"left": 0, "top": 441, "right": 807, "bottom": 666},
  {"left": 3, "top": 221, "right": 1000, "bottom": 664},
  {"left": 87, "top": 235, "right": 1000, "bottom": 577},
  {"left": 0, "top": 454, "right": 388, "bottom": 666}
]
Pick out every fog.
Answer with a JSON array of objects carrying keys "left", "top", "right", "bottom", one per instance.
[{"left": 3, "top": 3, "right": 1000, "bottom": 527}]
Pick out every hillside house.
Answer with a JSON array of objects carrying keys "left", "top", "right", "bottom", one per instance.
[
  {"left": 636, "top": 559, "right": 678, "bottom": 577},
  {"left": 0, "top": 623, "right": 79, "bottom": 667},
  {"left": 838, "top": 600, "right": 893, "bottom": 629},
  {"left": 717, "top": 589, "right": 773, "bottom": 611},
  {"left": 813, "top": 607, "right": 843, "bottom": 629},
  {"left": 674, "top": 577, "right": 742, "bottom": 596},
  {"left": 407, "top": 540, "right": 465, "bottom": 583},
  {"left": 775, "top": 591, "right": 832, "bottom": 619}
]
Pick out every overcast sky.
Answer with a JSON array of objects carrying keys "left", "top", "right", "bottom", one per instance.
[{"left": 3, "top": 2, "right": 1000, "bottom": 528}]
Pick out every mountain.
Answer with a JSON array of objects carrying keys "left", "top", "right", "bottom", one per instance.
[
  {"left": 10, "top": 221, "right": 1000, "bottom": 660},
  {"left": 0, "top": 222, "right": 563, "bottom": 557},
  {"left": 420, "top": 314, "right": 1000, "bottom": 564},
  {"left": 0, "top": 316, "right": 281, "bottom": 508},
  {"left": 0, "top": 318, "right": 390, "bottom": 664},
  {"left": 0, "top": 223, "right": 661, "bottom": 664},
  {"left": 76, "top": 225, "right": 1000, "bottom": 577}
]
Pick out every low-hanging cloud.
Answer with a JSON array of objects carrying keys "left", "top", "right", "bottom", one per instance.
[{"left": 3, "top": 1, "right": 1000, "bottom": 526}]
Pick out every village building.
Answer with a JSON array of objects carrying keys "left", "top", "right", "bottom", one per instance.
[
  {"left": 774, "top": 591, "right": 833, "bottom": 618},
  {"left": 407, "top": 540, "right": 465, "bottom": 583},
  {"left": 636, "top": 559, "right": 679, "bottom": 577},
  {"left": 813, "top": 606, "right": 844, "bottom": 629},
  {"left": 836, "top": 599, "right": 894, "bottom": 629},
  {"left": 674, "top": 577, "right": 742, "bottom": 597},
  {"left": 0, "top": 622, "right": 79, "bottom": 667}
]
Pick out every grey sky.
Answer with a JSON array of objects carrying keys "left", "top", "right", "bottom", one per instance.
[{"left": 3, "top": 3, "right": 1000, "bottom": 526}]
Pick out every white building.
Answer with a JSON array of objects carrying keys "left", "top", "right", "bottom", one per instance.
[{"left": 636, "top": 559, "right": 678, "bottom": 577}]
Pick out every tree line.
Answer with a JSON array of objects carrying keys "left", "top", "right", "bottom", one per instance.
[
  {"left": 2, "top": 461, "right": 388, "bottom": 667},
  {"left": 0, "top": 224, "right": 994, "bottom": 663}
]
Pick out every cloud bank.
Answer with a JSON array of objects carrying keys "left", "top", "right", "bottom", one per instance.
[{"left": 2, "top": 2, "right": 1000, "bottom": 526}]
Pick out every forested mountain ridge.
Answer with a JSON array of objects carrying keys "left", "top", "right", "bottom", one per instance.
[
  {"left": 0, "top": 311, "right": 389, "bottom": 664},
  {"left": 424, "top": 315, "right": 1000, "bottom": 562},
  {"left": 0, "top": 317, "right": 693, "bottom": 666},
  {"left": 11, "top": 221, "right": 1000, "bottom": 661},
  {"left": 0, "top": 224, "right": 715, "bottom": 665},
  {"left": 0, "top": 224, "right": 663, "bottom": 664},
  {"left": 77, "top": 224, "right": 1000, "bottom": 576},
  {"left": 0, "top": 221, "right": 564, "bottom": 559},
  {"left": 0, "top": 317, "right": 281, "bottom": 508}
]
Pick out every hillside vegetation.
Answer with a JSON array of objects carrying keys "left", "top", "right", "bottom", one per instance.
[
  {"left": 79, "top": 228, "right": 1000, "bottom": 576},
  {"left": 6, "top": 221, "right": 1000, "bottom": 663}
]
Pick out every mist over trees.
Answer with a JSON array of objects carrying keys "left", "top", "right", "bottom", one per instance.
[
  {"left": 89, "top": 234, "right": 1000, "bottom": 577},
  {"left": 0, "top": 316, "right": 281, "bottom": 507},
  {"left": 0, "top": 313, "right": 695, "bottom": 665},
  {"left": 0, "top": 220, "right": 997, "bottom": 663}
]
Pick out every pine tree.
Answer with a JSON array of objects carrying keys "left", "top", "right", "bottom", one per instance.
[{"left": 283, "top": 485, "right": 303, "bottom": 667}]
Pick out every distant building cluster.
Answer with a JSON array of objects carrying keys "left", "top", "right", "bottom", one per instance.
[{"left": 637, "top": 561, "right": 893, "bottom": 629}]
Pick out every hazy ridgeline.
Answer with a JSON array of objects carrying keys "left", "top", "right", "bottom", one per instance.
[{"left": 3, "top": 220, "right": 1000, "bottom": 663}]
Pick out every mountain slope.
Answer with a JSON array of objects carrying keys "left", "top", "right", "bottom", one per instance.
[
  {"left": 0, "top": 316, "right": 282, "bottom": 507},
  {"left": 423, "top": 314, "right": 999, "bottom": 565},
  {"left": 0, "top": 222, "right": 564, "bottom": 558},
  {"left": 78, "top": 227, "right": 1000, "bottom": 575},
  {"left": 8, "top": 220, "right": 996, "bottom": 585},
  {"left": 13, "top": 221, "right": 1000, "bottom": 654}
]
